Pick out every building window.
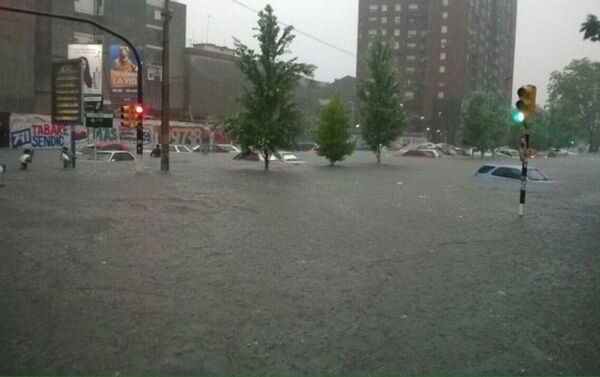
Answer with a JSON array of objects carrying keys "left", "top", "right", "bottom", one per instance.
[
  {"left": 395, "top": 4, "right": 402, "bottom": 12},
  {"left": 441, "top": 25, "right": 448, "bottom": 34},
  {"left": 394, "top": 41, "right": 400, "bottom": 49},
  {"left": 438, "top": 92, "right": 445, "bottom": 99},
  {"left": 442, "top": 0, "right": 448, "bottom": 6},
  {"left": 442, "top": 12, "right": 448, "bottom": 19},
  {"left": 381, "top": 4, "right": 388, "bottom": 12},
  {"left": 381, "top": 29, "right": 387, "bottom": 36},
  {"left": 409, "top": 4, "right": 418, "bottom": 10},
  {"left": 408, "top": 30, "right": 417, "bottom": 36},
  {"left": 441, "top": 38, "right": 448, "bottom": 48},
  {"left": 405, "top": 91, "right": 415, "bottom": 100},
  {"left": 438, "top": 81, "right": 446, "bottom": 87},
  {"left": 369, "top": 16, "right": 377, "bottom": 22},
  {"left": 406, "top": 67, "right": 416, "bottom": 74},
  {"left": 439, "top": 66, "right": 446, "bottom": 73},
  {"left": 395, "top": 16, "right": 401, "bottom": 24},
  {"left": 394, "top": 29, "right": 400, "bottom": 36},
  {"left": 440, "top": 52, "right": 446, "bottom": 60},
  {"left": 407, "top": 42, "right": 417, "bottom": 48},
  {"left": 407, "top": 55, "right": 416, "bottom": 61},
  {"left": 369, "top": 4, "right": 378, "bottom": 11},
  {"left": 381, "top": 17, "right": 387, "bottom": 24},
  {"left": 368, "top": 29, "right": 377, "bottom": 36}
]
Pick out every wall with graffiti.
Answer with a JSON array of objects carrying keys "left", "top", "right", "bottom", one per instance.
[
  {"left": 8, "top": 115, "right": 230, "bottom": 149},
  {"left": 89, "top": 121, "right": 155, "bottom": 146},
  {"left": 9, "top": 114, "right": 87, "bottom": 149}
]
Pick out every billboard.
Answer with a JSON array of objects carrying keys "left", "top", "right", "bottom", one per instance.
[
  {"left": 52, "top": 60, "right": 83, "bottom": 126},
  {"left": 68, "top": 44, "right": 103, "bottom": 112},
  {"left": 110, "top": 44, "right": 139, "bottom": 100}
]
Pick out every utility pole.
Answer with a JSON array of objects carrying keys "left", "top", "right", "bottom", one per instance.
[
  {"left": 160, "top": 0, "right": 172, "bottom": 171},
  {"left": 205, "top": 15, "right": 211, "bottom": 43}
]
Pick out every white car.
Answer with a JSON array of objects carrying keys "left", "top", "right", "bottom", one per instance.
[
  {"left": 475, "top": 164, "right": 550, "bottom": 181},
  {"left": 170, "top": 144, "right": 192, "bottom": 153},
  {"left": 276, "top": 151, "right": 305, "bottom": 164},
  {"left": 416, "top": 143, "right": 437, "bottom": 150},
  {"left": 87, "top": 151, "right": 136, "bottom": 162},
  {"left": 494, "top": 148, "right": 520, "bottom": 158}
]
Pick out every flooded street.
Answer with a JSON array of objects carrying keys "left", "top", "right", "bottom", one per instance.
[{"left": 1, "top": 150, "right": 599, "bottom": 373}]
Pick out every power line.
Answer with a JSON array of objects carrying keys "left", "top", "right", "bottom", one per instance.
[{"left": 229, "top": 0, "right": 356, "bottom": 58}]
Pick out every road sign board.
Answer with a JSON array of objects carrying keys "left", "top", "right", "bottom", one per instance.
[{"left": 86, "top": 113, "right": 113, "bottom": 128}]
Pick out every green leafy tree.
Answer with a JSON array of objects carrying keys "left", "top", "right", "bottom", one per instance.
[
  {"left": 358, "top": 40, "right": 407, "bottom": 163},
  {"left": 315, "top": 95, "right": 355, "bottom": 166},
  {"left": 528, "top": 106, "right": 578, "bottom": 150},
  {"left": 581, "top": 14, "right": 600, "bottom": 41},
  {"left": 461, "top": 91, "right": 511, "bottom": 158},
  {"left": 224, "top": 5, "right": 315, "bottom": 170},
  {"left": 548, "top": 59, "right": 600, "bottom": 152}
]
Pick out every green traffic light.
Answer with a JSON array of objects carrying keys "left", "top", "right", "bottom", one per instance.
[{"left": 512, "top": 111, "right": 525, "bottom": 123}]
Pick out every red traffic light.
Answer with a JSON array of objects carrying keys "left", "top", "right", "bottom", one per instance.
[{"left": 134, "top": 104, "right": 144, "bottom": 115}]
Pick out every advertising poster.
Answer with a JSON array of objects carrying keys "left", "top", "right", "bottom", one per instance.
[
  {"left": 110, "top": 44, "right": 139, "bottom": 103},
  {"left": 9, "top": 114, "right": 88, "bottom": 150},
  {"left": 68, "top": 44, "right": 103, "bottom": 112}
]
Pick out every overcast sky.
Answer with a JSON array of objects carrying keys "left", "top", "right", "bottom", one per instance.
[{"left": 179, "top": 0, "right": 600, "bottom": 105}]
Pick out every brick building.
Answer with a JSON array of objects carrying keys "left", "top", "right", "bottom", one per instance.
[{"left": 357, "top": 0, "right": 518, "bottom": 143}]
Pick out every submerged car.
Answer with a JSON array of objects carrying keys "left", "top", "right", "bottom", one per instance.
[
  {"left": 401, "top": 149, "right": 441, "bottom": 158},
  {"left": 87, "top": 151, "right": 136, "bottom": 162},
  {"left": 77, "top": 142, "right": 130, "bottom": 155},
  {"left": 193, "top": 144, "right": 241, "bottom": 153},
  {"left": 494, "top": 148, "right": 520, "bottom": 159},
  {"left": 475, "top": 164, "right": 550, "bottom": 181},
  {"left": 169, "top": 144, "right": 192, "bottom": 153},
  {"left": 274, "top": 151, "right": 305, "bottom": 164}
]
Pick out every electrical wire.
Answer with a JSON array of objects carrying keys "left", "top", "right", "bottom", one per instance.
[{"left": 229, "top": 0, "right": 356, "bottom": 58}]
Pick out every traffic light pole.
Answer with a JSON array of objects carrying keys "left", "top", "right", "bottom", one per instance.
[
  {"left": 0, "top": 5, "right": 144, "bottom": 158},
  {"left": 519, "top": 128, "right": 530, "bottom": 217},
  {"left": 515, "top": 85, "right": 536, "bottom": 217}
]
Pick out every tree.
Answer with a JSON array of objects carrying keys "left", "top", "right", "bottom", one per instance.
[
  {"left": 581, "top": 14, "right": 600, "bottom": 42},
  {"left": 223, "top": 5, "right": 315, "bottom": 170},
  {"left": 548, "top": 59, "right": 600, "bottom": 152},
  {"left": 358, "top": 40, "right": 407, "bottom": 163},
  {"left": 315, "top": 95, "right": 355, "bottom": 166},
  {"left": 461, "top": 91, "right": 511, "bottom": 158},
  {"left": 528, "top": 106, "right": 578, "bottom": 151}
]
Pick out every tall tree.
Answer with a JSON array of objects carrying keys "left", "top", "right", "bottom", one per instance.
[
  {"left": 548, "top": 59, "right": 600, "bottom": 152},
  {"left": 530, "top": 106, "right": 578, "bottom": 150},
  {"left": 224, "top": 5, "right": 315, "bottom": 170},
  {"left": 461, "top": 91, "right": 511, "bottom": 157},
  {"left": 581, "top": 14, "right": 600, "bottom": 42},
  {"left": 315, "top": 95, "right": 355, "bottom": 166},
  {"left": 358, "top": 40, "right": 407, "bottom": 163}
]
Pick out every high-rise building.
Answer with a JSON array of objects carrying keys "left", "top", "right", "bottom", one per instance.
[
  {"left": 0, "top": 0, "right": 186, "bottom": 114},
  {"left": 356, "top": 0, "right": 518, "bottom": 143}
]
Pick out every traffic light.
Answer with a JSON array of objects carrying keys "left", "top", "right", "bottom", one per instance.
[
  {"left": 515, "top": 85, "right": 537, "bottom": 123},
  {"left": 121, "top": 104, "right": 134, "bottom": 128},
  {"left": 133, "top": 104, "right": 144, "bottom": 127}
]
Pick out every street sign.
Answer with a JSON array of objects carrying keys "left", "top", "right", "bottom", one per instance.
[
  {"left": 86, "top": 113, "right": 113, "bottom": 128},
  {"left": 84, "top": 96, "right": 103, "bottom": 112},
  {"left": 52, "top": 60, "right": 83, "bottom": 126}
]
